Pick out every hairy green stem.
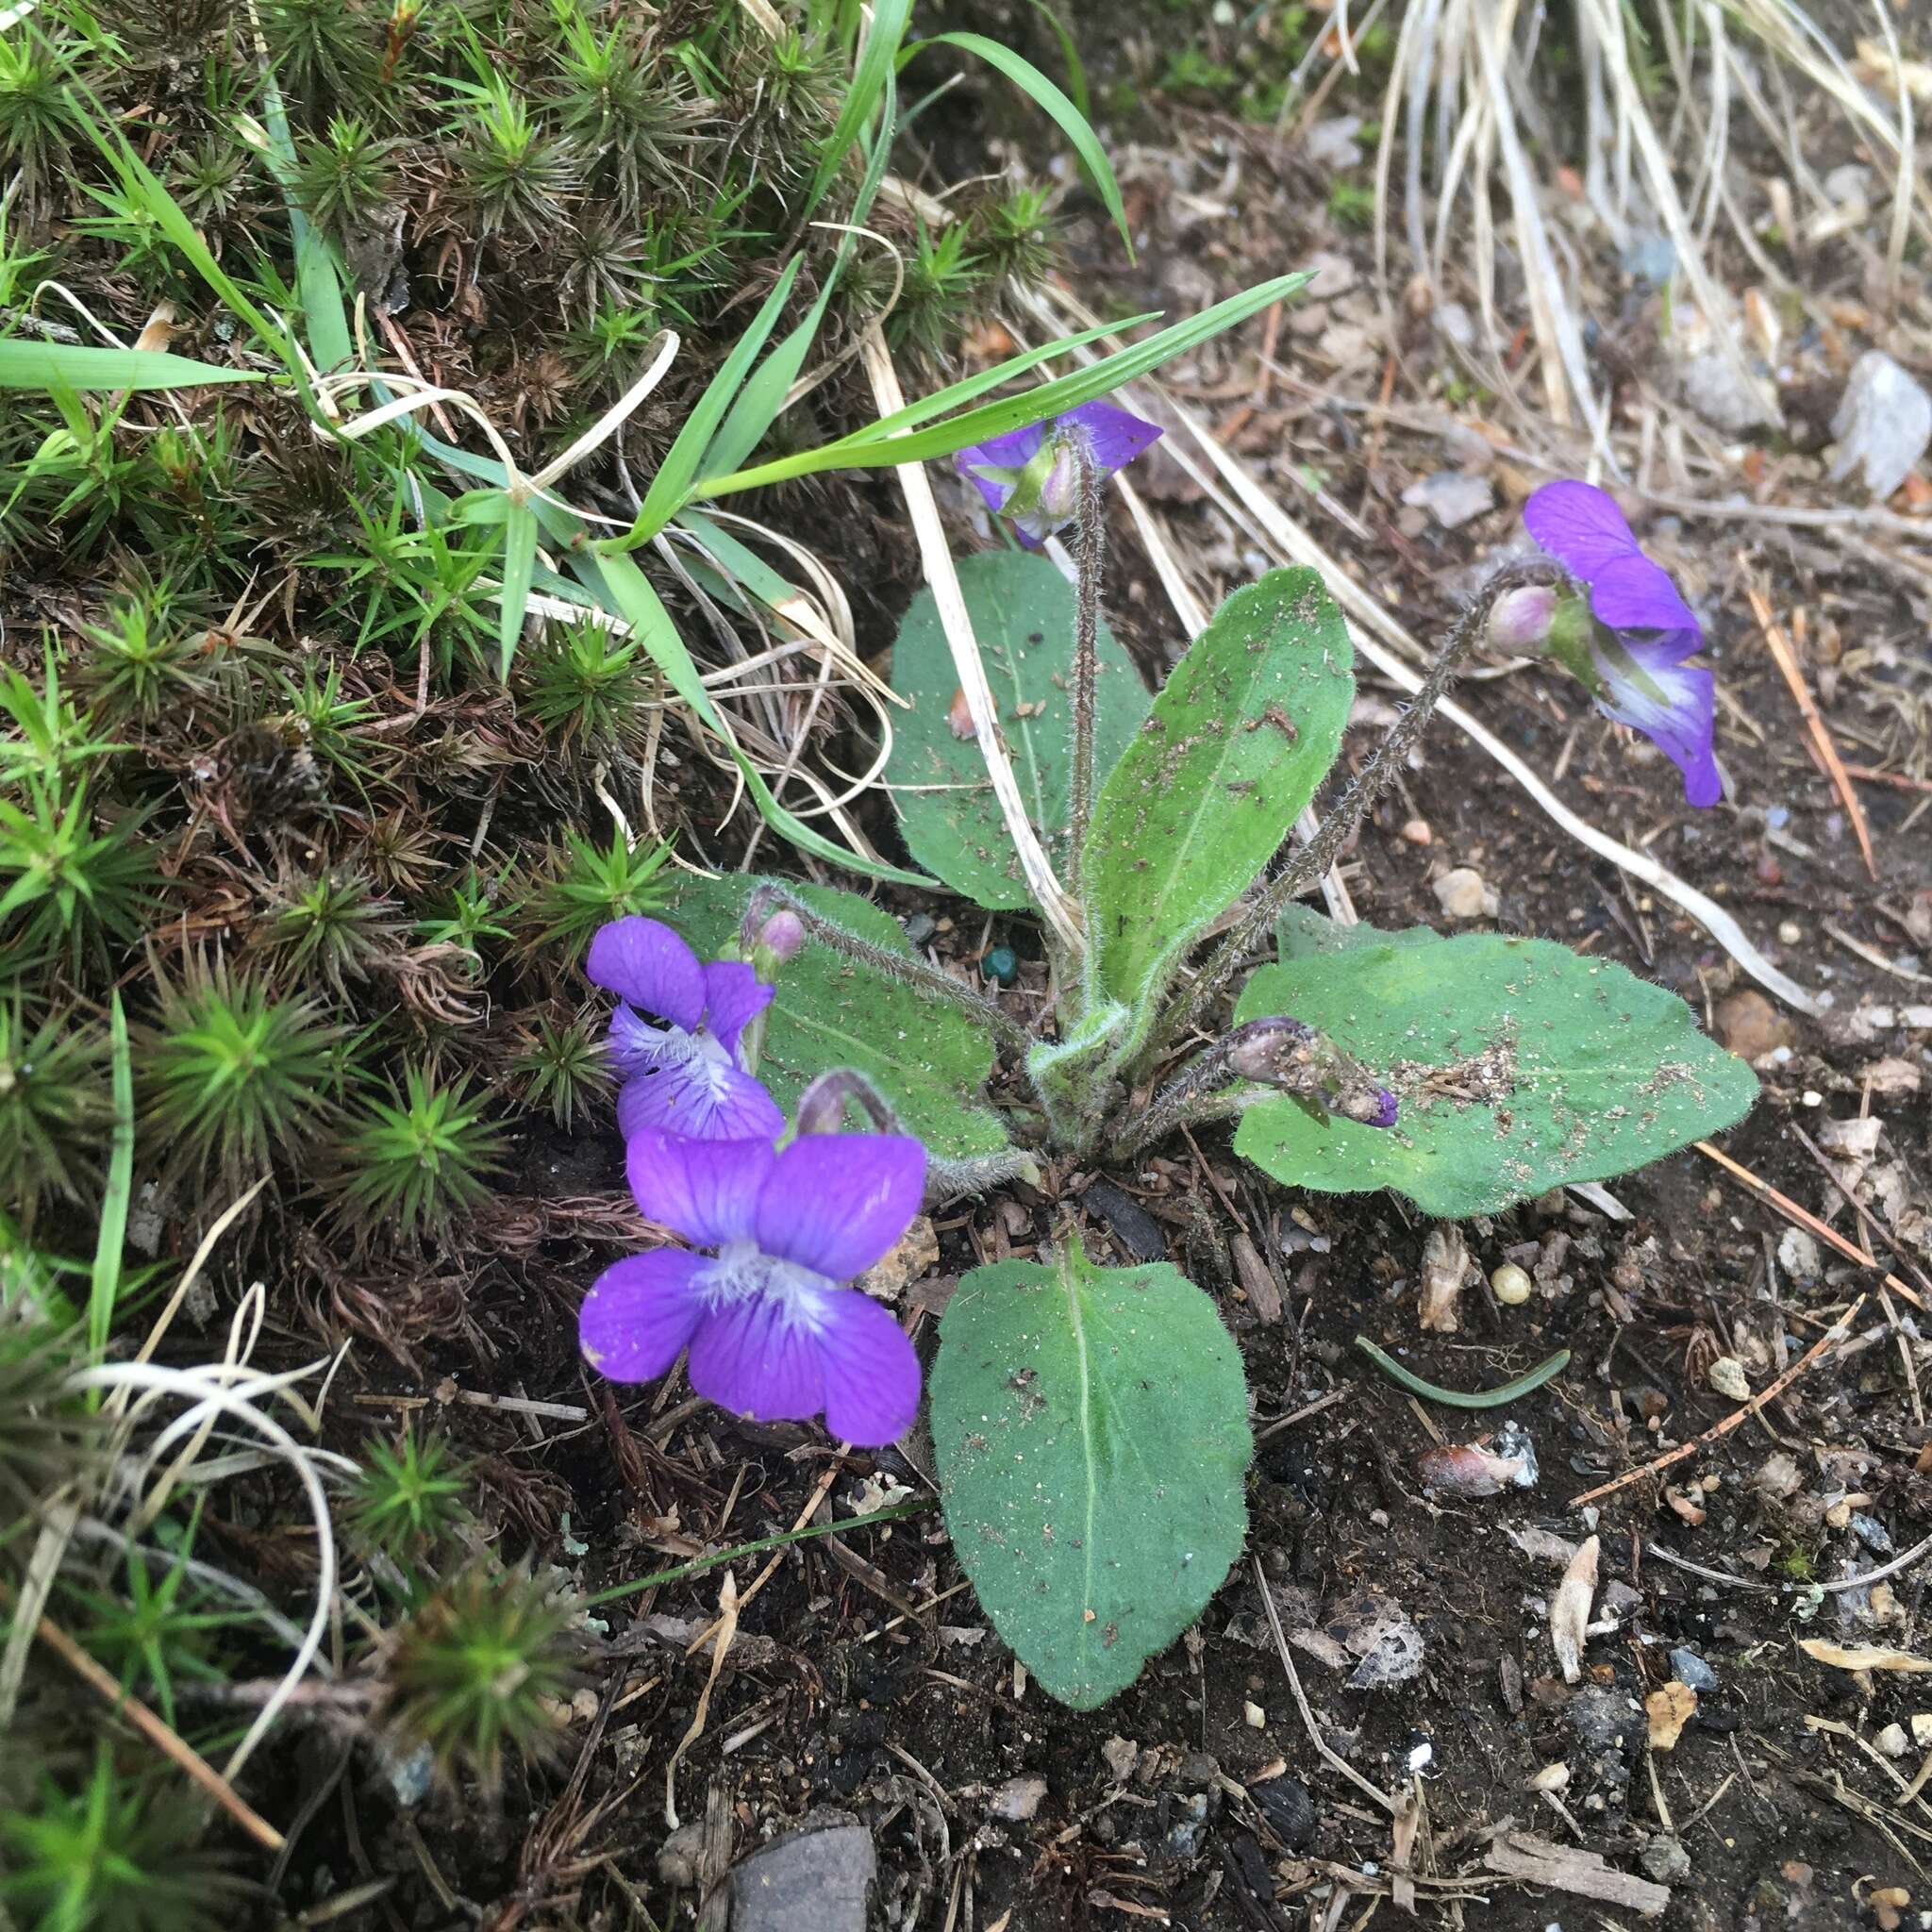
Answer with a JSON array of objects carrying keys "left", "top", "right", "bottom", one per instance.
[
  {"left": 1066, "top": 441, "right": 1104, "bottom": 896},
  {"left": 745, "top": 884, "right": 1032, "bottom": 1056}
]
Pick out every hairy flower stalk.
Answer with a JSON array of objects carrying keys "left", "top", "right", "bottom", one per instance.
[
  {"left": 1066, "top": 440, "right": 1105, "bottom": 896},
  {"left": 795, "top": 1068, "right": 900, "bottom": 1137},
  {"left": 742, "top": 883, "right": 1031, "bottom": 1055}
]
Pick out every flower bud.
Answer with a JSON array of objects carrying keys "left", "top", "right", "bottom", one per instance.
[
  {"left": 757, "top": 910, "right": 805, "bottom": 964},
  {"left": 1488, "top": 582, "right": 1557, "bottom": 653},
  {"left": 1225, "top": 1017, "right": 1314, "bottom": 1084}
]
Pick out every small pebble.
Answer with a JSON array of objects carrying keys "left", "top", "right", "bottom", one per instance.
[
  {"left": 1399, "top": 818, "right": 1432, "bottom": 846},
  {"left": 1433, "top": 867, "right": 1490, "bottom": 921},
  {"left": 1714, "top": 989, "right": 1791, "bottom": 1059},
  {"left": 1778, "top": 920, "right": 1804, "bottom": 944},
  {"left": 1707, "top": 1357, "right": 1751, "bottom": 1401},
  {"left": 1640, "top": 1835, "right": 1692, "bottom": 1884},
  {"left": 1243, "top": 1700, "right": 1267, "bottom": 1729},
  {"left": 1670, "top": 1647, "right": 1718, "bottom": 1692},
  {"left": 1527, "top": 1761, "right": 1571, "bottom": 1791},
  {"left": 1878, "top": 1724, "right": 1910, "bottom": 1759},
  {"left": 1491, "top": 1261, "right": 1534, "bottom": 1306},
  {"left": 904, "top": 913, "right": 936, "bottom": 946}
]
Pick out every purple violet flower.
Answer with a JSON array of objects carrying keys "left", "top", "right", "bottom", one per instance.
[
  {"left": 956, "top": 400, "right": 1163, "bottom": 548},
  {"left": 1521, "top": 481, "right": 1722, "bottom": 808},
  {"left": 581, "top": 1126, "right": 927, "bottom": 1445},
  {"left": 586, "top": 917, "right": 785, "bottom": 1143}
]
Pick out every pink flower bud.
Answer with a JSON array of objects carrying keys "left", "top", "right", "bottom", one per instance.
[
  {"left": 758, "top": 910, "right": 806, "bottom": 963},
  {"left": 1488, "top": 583, "right": 1557, "bottom": 653}
]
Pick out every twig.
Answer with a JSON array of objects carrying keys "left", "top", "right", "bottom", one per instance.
[
  {"left": 1251, "top": 1555, "right": 1396, "bottom": 1816},
  {"left": 1568, "top": 1292, "right": 1868, "bottom": 1508},
  {"left": 1696, "top": 1140, "right": 1924, "bottom": 1312},
  {"left": 1844, "top": 764, "right": 1932, "bottom": 795},
  {"left": 13, "top": 1591, "right": 285, "bottom": 1851},
  {"left": 1743, "top": 575, "right": 1875, "bottom": 881}
]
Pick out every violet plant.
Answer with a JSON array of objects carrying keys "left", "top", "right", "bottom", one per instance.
[{"left": 587, "top": 442, "right": 1757, "bottom": 1709}]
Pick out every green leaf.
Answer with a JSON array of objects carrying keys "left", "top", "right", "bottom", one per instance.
[
  {"left": 1084, "top": 566, "right": 1353, "bottom": 1019},
  {"left": 0, "top": 341, "right": 261, "bottom": 392},
  {"left": 669, "top": 874, "right": 1008, "bottom": 1162},
  {"left": 1233, "top": 910, "right": 1759, "bottom": 1218},
  {"left": 930, "top": 1239, "right": 1251, "bottom": 1709},
  {"left": 906, "top": 33, "right": 1132, "bottom": 258},
  {"left": 496, "top": 500, "right": 539, "bottom": 678},
  {"left": 697, "top": 273, "right": 1310, "bottom": 497},
  {"left": 887, "top": 551, "right": 1149, "bottom": 909}
]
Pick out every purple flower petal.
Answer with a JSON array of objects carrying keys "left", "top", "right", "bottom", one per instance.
[
  {"left": 579, "top": 1249, "right": 704, "bottom": 1382},
  {"left": 700, "top": 960, "right": 773, "bottom": 1058},
  {"left": 686, "top": 1294, "right": 824, "bottom": 1424},
  {"left": 1594, "top": 640, "right": 1723, "bottom": 808},
  {"left": 815, "top": 1291, "right": 921, "bottom": 1446},
  {"left": 756, "top": 1134, "right": 925, "bottom": 1280},
  {"left": 616, "top": 1058, "right": 786, "bottom": 1142},
  {"left": 1062, "top": 400, "right": 1163, "bottom": 475},
  {"left": 586, "top": 918, "right": 706, "bottom": 1031},
  {"left": 1523, "top": 481, "right": 1701, "bottom": 655},
  {"left": 958, "top": 421, "right": 1045, "bottom": 476},
  {"left": 627, "top": 1128, "right": 773, "bottom": 1245},
  {"left": 608, "top": 1004, "right": 678, "bottom": 1080}
]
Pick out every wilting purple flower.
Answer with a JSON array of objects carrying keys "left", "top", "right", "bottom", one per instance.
[
  {"left": 581, "top": 1127, "right": 926, "bottom": 1444},
  {"left": 1522, "top": 481, "right": 1722, "bottom": 808},
  {"left": 956, "top": 400, "right": 1162, "bottom": 548},
  {"left": 586, "top": 918, "right": 784, "bottom": 1142},
  {"left": 1226, "top": 1016, "right": 1399, "bottom": 1129}
]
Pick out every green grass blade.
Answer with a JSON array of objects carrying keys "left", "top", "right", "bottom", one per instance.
[
  {"left": 698, "top": 272, "right": 1310, "bottom": 495},
  {"left": 590, "top": 549, "right": 933, "bottom": 889},
  {"left": 624, "top": 256, "right": 805, "bottom": 543},
  {"left": 906, "top": 32, "right": 1131, "bottom": 258},
  {"left": 497, "top": 501, "right": 539, "bottom": 678},
  {"left": 88, "top": 994, "right": 134, "bottom": 1361},
  {"left": 817, "top": 317, "right": 1145, "bottom": 451},
  {"left": 1019, "top": 0, "right": 1091, "bottom": 120},
  {"left": 0, "top": 341, "right": 262, "bottom": 391},
  {"left": 804, "top": 0, "right": 913, "bottom": 223},
  {"left": 248, "top": 53, "right": 354, "bottom": 374}
]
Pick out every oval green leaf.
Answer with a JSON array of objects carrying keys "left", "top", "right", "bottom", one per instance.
[
  {"left": 889, "top": 550, "right": 1150, "bottom": 909},
  {"left": 1233, "top": 912, "right": 1758, "bottom": 1218},
  {"left": 930, "top": 1240, "right": 1251, "bottom": 1709},
  {"left": 1083, "top": 566, "right": 1354, "bottom": 1015},
  {"left": 670, "top": 874, "right": 1008, "bottom": 1162}
]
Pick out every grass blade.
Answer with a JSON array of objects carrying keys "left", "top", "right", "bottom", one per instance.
[
  {"left": 88, "top": 994, "right": 133, "bottom": 1361},
  {"left": 803, "top": 0, "right": 914, "bottom": 222},
  {"left": 0, "top": 341, "right": 262, "bottom": 391},
  {"left": 497, "top": 501, "right": 539, "bottom": 677},
  {"left": 590, "top": 548, "right": 933, "bottom": 889},
  {"left": 624, "top": 256, "right": 805, "bottom": 543},
  {"left": 698, "top": 273, "right": 1310, "bottom": 496},
  {"left": 906, "top": 32, "right": 1132, "bottom": 258}
]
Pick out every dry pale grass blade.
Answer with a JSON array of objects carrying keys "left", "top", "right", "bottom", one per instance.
[
  {"left": 1025, "top": 286, "right": 1824, "bottom": 1017},
  {"left": 859, "top": 326, "right": 1082, "bottom": 950},
  {"left": 1732, "top": 0, "right": 1932, "bottom": 258},
  {"left": 72, "top": 1357, "right": 342, "bottom": 1780}
]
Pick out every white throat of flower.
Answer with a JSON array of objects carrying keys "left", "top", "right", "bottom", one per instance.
[{"left": 698, "top": 1240, "right": 835, "bottom": 1334}]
